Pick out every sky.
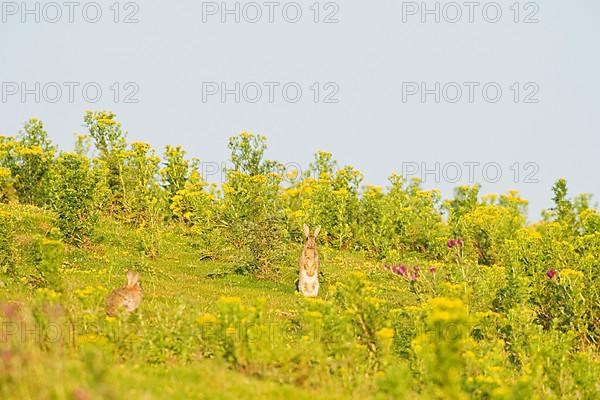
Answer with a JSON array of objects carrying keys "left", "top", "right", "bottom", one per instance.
[{"left": 1, "top": 0, "right": 599, "bottom": 219}]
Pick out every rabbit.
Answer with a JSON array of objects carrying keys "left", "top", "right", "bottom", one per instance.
[
  {"left": 105, "top": 270, "right": 142, "bottom": 316},
  {"left": 298, "top": 224, "right": 321, "bottom": 297}
]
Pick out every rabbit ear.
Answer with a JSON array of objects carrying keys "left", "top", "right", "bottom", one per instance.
[
  {"left": 314, "top": 226, "right": 321, "bottom": 237},
  {"left": 126, "top": 270, "right": 137, "bottom": 287},
  {"left": 303, "top": 224, "right": 310, "bottom": 237}
]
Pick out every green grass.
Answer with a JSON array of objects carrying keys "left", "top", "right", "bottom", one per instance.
[
  {"left": 2, "top": 203, "right": 599, "bottom": 399},
  {"left": 0, "top": 205, "right": 387, "bottom": 399}
]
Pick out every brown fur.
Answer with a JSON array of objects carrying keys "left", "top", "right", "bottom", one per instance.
[
  {"left": 299, "top": 225, "right": 321, "bottom": 296},
  {"left": 105, "top": 270, "right": 142, "bottom": 316}
]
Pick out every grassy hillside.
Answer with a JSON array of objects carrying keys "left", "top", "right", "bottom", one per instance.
[
  {"left": 0, "top": 203, "right": 386, "bottom": 399},
  {"left": 1, "top": 114, "right": 600, "bottom": 399},
  {"left": 2, "top": 201, "right": 600, "bottom": 399}
]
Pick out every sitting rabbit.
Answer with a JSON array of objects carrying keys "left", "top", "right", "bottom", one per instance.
[
  {"left": 106, "top": 270, "right": 142, "bottom": 316},
  {"left": 298, "top": 225, "right": 321, "bottom": 297}
]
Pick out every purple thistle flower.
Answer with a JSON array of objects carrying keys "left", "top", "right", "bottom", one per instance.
[
  {"left": 448, "top": 238, "right": 464, "bottom": 249},
  {"left": 398, "top": 265, "right": 408, "bottom": 277},
  {"left": 429, "top": 266, "right": 437, "bottom": 274},
  {"left": 391, "top": 265, "right": 408, "bottom": 277},
  {"left": 546, "top": 269, "right": 557, "bottom": 280}
]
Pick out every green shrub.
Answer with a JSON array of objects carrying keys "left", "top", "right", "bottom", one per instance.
[
  {"left": 378, "top": 175, "right": 446, "bottom": 259},
  {"left": 13, "top": 119, "right": 57, "bottom": 205},
  {"left": 0, "top": 120, "right": 56, "bottom": 206},
  {"left": 171, "top": 170, "right": 215, "bottom": 227},
  {"left": 161, "top": 145, "right": 191, "bottom": 199},
  {"left": 219, "top": 133, "right": 287, "bottom": 276},
  {"left": 48, "top": 153, "right": 106, "bottom": 245},
  {"left": 221, "top": 170, "right": 287, "bottom": 275},
  {"left": 84, "top": 110, "right": 127, "bottom": 193},
  {"left": 452, "top": 191, "right": 527, "bottom": 266}
]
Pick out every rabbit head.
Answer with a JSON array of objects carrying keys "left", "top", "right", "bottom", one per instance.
[{"left": 303, "top": 224, "right": 321, "bottom": 249}]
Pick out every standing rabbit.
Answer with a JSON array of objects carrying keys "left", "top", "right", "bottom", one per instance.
[
  {"left": 299, "top": 225, "right": 321, "bottom": 297},
  {"left": 106, "top": 270, "right": 142, "bottom": 316}
]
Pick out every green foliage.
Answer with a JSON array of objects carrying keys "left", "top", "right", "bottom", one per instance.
[
  {"left": 161, "top": 145, "right": 190, "bottom": 198},
  {"left": 48, "top": 153, "right": 106, "bottom": 245},
  {"left": 214, "top": 296, "right": 267, "bottom": 367},
  {"left": 549, "top": 178, "right": 576, "bottom": 225},
  {"left": 1, "top": 199, "right": 600, "bottom": 398},
  {"left": 217, "top": 133, "right": 288, "bottom": 275},
  {"left": 543, "top": 179, "right": 600, "bottom": 236},
  {"left": 0, "top": 165, "right": 17, "bottom": 202},
  {"left": 171, "top": 169, "right": 215, "bottom": 227},
  {"left": 327, "top": 272, "right": 397, "bottom": 371},
  {"left": 376, "top": 175, "right": 446, "bottom": 259},
  {"left": 84, "top": 111, "right": 127, "bottom": 193},
  {"left": 289, "top": 153, "right": 363, "bottom": 249},
  {"left": 0, "top": 209, "right": 16, "bottom": 275},
  {"left": 228, "top": 132, "right": 280, "bottom": 176},
  {"left": 26, "top": 237, "right": 64, "bottom": 289},
  {"left": 120, "top": 142, "right": 166, "bottom": 225},
  {"left": 0, "top": 119, "right": 56, "bottom": 205},
  {"left": 411, "top": 297, "right": 470, "bottom": 399},
  {"left": 1, "top": 114, "right": 600, "bottom": 399},
  {"left": 459, "top": 197, "right": 526, "bottom": 266},
  {"left": 221, "top": 170, "right": 287, "bottom": 275},
  {"left": 84, "top": 110, "right": 127, "bottom": 160},
  {"left": 446, "top": 184, "right": 481, "bottom": 222}
]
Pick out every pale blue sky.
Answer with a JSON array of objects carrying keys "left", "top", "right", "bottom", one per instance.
[{"left": 1, "top": 0, "right": 599, "bottom": 218}]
